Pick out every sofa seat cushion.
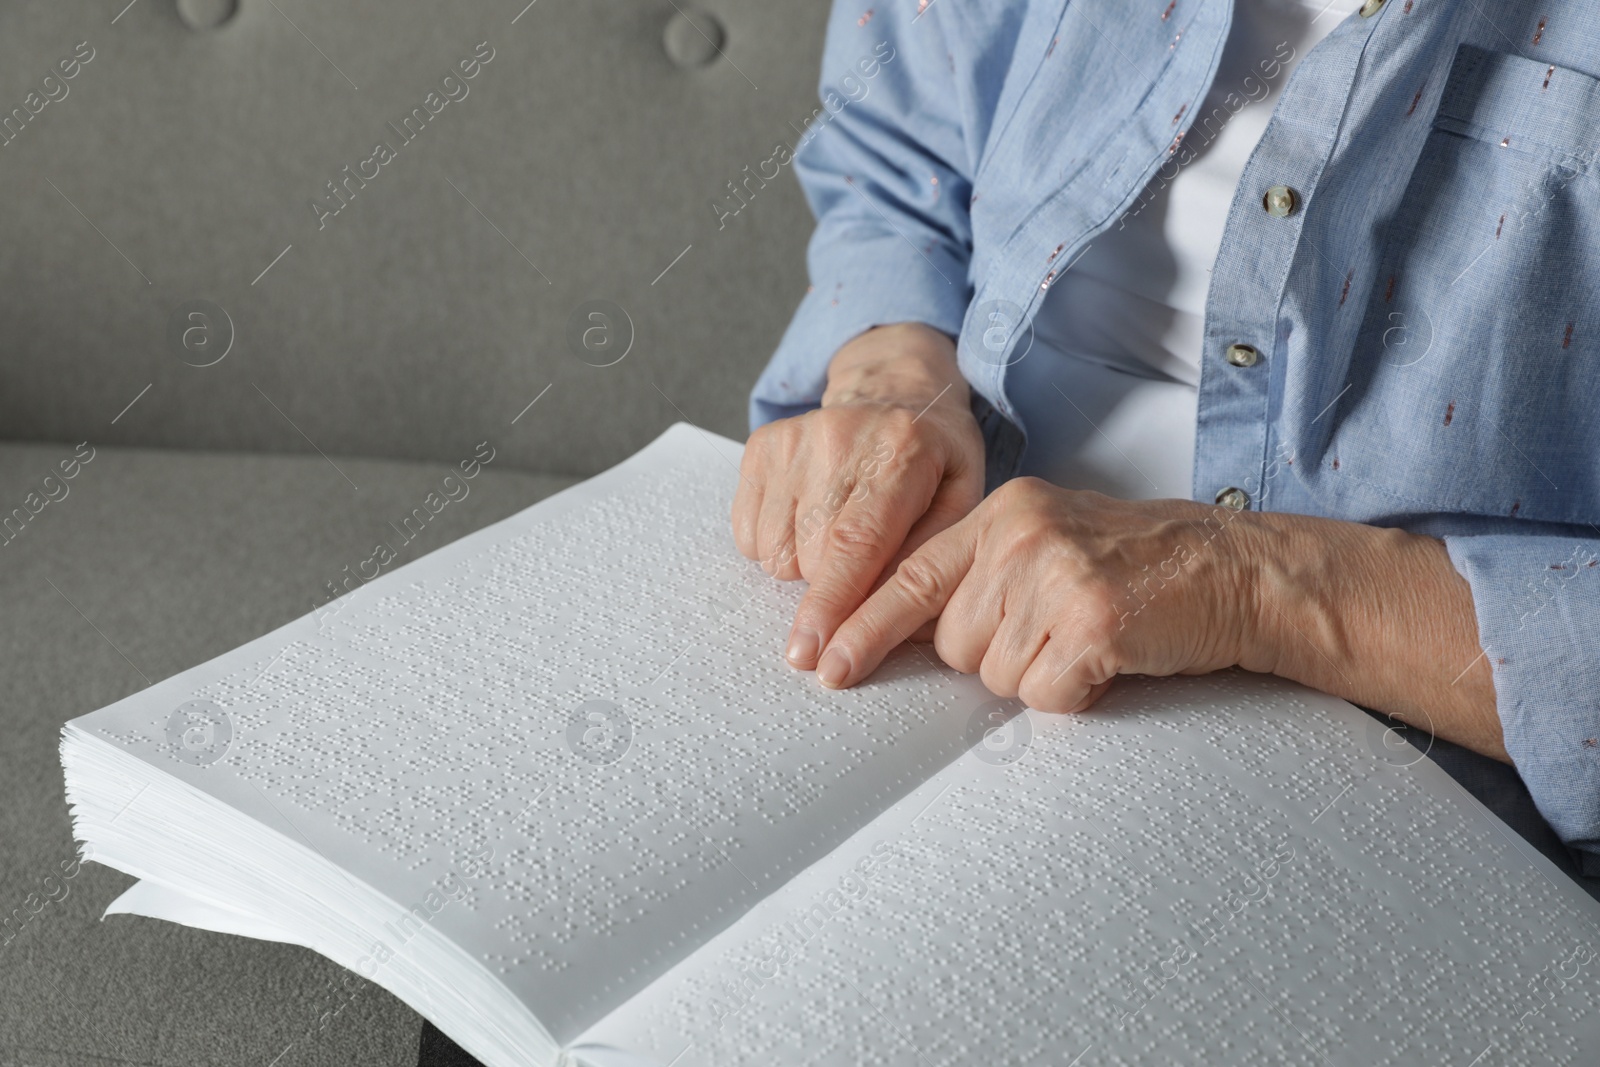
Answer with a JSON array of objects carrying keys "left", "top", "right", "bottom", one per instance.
[{"left": 0, "top": 442, "right": 575, "bottom": 1067}]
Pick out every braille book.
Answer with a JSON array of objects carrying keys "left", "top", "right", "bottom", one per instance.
[{"left": 61, "top": 425, "right": 1600, "bottom": 1066}]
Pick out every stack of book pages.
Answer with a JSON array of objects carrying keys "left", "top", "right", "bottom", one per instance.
[{"left": 62, "top": 425, "right": 1600, "bottom": 1067}]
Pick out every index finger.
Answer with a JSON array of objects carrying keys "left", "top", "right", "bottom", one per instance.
[
  {"left": 814, "top": 520, "right": 977, "bottom": 689},
  {"left": 784, "top": 461, "right": 941, "bottom": 669}
]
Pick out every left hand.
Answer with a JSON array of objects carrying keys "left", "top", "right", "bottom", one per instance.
[{"left": 812, "top": 476, "right": 1268, "bottom": 712}]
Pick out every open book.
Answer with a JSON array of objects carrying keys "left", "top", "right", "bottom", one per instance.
[{"left": 63, "top": 424, "right": 1600, "bottom": 1066}]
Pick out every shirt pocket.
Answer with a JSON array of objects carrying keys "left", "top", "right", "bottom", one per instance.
[{"left": 1326, "top": 45, "right": 1600, "bottom": 526}]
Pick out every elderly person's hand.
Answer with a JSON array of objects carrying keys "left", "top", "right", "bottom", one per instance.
[
  {"left": 732, "top": 322, "right": 984, "bottom": 671},
  {"left": 811, "top": 477, "right": 1256, "bottom": 710},
  {"left": 812, "top": 474, "right": 1510, "bottom": 762}
]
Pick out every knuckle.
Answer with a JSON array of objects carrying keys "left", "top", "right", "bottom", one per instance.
[
  {"left": 892, "top": 554, "right": 945, "bottom": 608},
  {"left": 993, "top": 476, "right": 1043, "bottom": 505},
  {"left": 1008, "top": 516, "right": 1057, "bottom": 556},
  {"left": 875, "top": 404, "right": 919, "bottom": 436},
  {"left": 825, "top": 519, "right": 888, "bottom": 560},
  {"left": 1037, "top": 552, "right": 1073, "bottom": 584},
  {"left": 745, "top": 422, "right": 781, "bottom": 464},
  {"left": 757, "top": 505, "right": 795, "bottom": 542},
  {"left": 1012, "top": 475, "right": 1051, "bottom": 495},
  {"left": 742, "top": 426, "right": 767, "bottom": 459},
  {"left": 760, "top": 530, "right": 798, "bottom": 574},
  {"left": 748, "top": 429, "right": 802, "bottom": 486},
  {"left": 1007, "top": 478, "right": 1059, "bottom": 519},
  {"left": 933, "top": 627, "right": 979, "bottom": 675},
  {"left": 820, "top": 406, "right": 872, "bottom": 443},
  {"left": 872, "top": 414, "right": 930, "bottom": 462},
  {"left": 792, "top": 499, "right": 834, "bottom": 550}
]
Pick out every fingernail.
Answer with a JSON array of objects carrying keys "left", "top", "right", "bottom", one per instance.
[
  {"left": 786, "top": 627, "right": 820, "bottom": 667},
  {"left": 816, "top": 648, "right": 852, "bottom": 689}
]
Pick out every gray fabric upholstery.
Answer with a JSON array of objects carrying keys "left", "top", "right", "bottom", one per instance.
[
  {"left": 0, "top": 0, "right": 824, "bottom": 475},
  {"left": 0, "top": 443, "right": 576, "bottom": 1064}
]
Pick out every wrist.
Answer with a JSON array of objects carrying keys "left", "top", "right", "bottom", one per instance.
[
  {"left": 822, "top": 323, "right": 967, "bottom": 410},
  {"left": 1233, "top": 511, "right": 1395, "bottom": 681},
  {"left": 1231, "top": 511, "right": 1306, "bottom": 676}
]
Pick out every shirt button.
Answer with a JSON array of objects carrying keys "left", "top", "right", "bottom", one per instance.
[
  {"left": 1262, "top": 185, "right": 1298, "bottom": 218},
  {"left": 1359, "top": 0, "right": 1385, "bottom": 15},
  {"left": 1224, "top": 343, "right": 1260, "bottom": 368},
  {"left": 1215, "top": 486, "right": 1251, "bottom": 511}
]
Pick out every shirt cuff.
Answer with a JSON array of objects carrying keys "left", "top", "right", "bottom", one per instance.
[
  {"left": 748, "top": 231, "right": 970, "bottom": 430},
  {"left": 1444, "top": 532, "right": 1600, "bottom": 867}
]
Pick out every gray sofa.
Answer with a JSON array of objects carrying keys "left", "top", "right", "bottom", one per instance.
[{"left": 0, "top": 2, "right": 823, "bottom": 1063}]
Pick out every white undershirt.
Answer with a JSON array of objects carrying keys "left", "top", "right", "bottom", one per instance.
[{"left": 1007, "top": 0, "right": 1363, "bottom": 499}]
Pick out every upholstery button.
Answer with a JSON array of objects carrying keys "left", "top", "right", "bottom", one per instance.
[
  {"left": 1215, "top": 486, "right": 1250, "bottom": 511},
  {"left": 1360, "top": 0, "right": 1385, "bottom": 16},
  {"left": 664, "top": 9, "right": 726, "bottom": 68},
  {"left": 1224, "top": 343, "right": 1260, "bottom": 368},
  {"left": 1262, "top": 185, "right": 1298, "bottom": 218},
  {"left": 176, "top": 0, "right": 238, "bottom": 29}
]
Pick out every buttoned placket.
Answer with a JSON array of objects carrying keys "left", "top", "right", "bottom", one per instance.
[
  {"left": 1192, "top": 0, "right": 1394, "bottom": 512},
  {"left": 962, "top": 0, "right": 1236, "bottom": 491}
]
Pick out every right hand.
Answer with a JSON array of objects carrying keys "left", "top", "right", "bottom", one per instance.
[{"left": 732, "top": 322, "right": 986, "bottom": 672}]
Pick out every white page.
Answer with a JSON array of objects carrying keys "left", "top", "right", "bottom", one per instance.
[
  {"left": 68, "top": 424, "right": 997, "bottom": 1044},
  {"left": 580, "top": 671, "right": 1600, "bottom": 1065},
  {"left": 104, "top": 879, "right": 306, "bottom": 943}
]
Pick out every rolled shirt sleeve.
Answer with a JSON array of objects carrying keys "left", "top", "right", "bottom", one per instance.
[
  {"left": 1445, "top": 532, "right": 1600, "bottom": 871},
  {"left": 749, "top": 0, "right": 977, "bottom": 430}
]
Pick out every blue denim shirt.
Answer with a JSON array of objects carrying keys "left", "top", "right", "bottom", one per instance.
[{"left": 750, "top": 0, "right": 1600, "bottom": 868}]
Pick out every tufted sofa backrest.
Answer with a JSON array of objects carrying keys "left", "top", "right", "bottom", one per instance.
[{"left": 0, "top": 0, "right": 824, "bottom": 475}]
